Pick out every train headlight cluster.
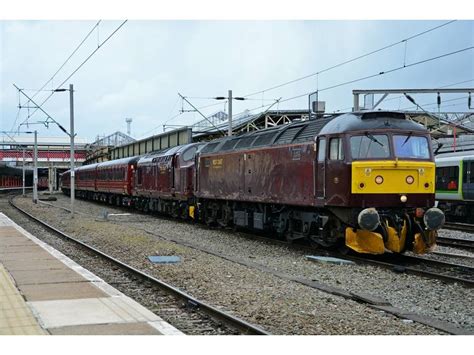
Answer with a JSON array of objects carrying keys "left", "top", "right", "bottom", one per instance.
[
  {"left": 375, "top": 175, "right": 384, "bottom": 184},
  {"left": 406, "top": 175, "right": 414, "bottom": 184}
]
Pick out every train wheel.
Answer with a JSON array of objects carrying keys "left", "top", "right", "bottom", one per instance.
[{"left": 309, "top": 218, "right": 341, "bottom": 249}]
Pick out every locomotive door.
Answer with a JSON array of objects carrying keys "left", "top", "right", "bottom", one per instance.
[{"left": 315, "top": 137, "right": 326, "bottom": 201}]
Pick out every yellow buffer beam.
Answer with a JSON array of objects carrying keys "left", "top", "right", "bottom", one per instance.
[{"left": 351, "top": 160, "right": 435, "bottom": 194}]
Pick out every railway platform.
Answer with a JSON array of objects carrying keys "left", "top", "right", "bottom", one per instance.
[{"left": 0, "top": 212, "right": 183, "bottom": 335}]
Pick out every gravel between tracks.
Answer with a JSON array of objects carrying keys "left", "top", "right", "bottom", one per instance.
[{"left": 8, "top": 194, "right": 473, "bottom": 334}]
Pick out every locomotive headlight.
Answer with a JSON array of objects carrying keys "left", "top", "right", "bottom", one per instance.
[
  {"left": 406, "top": 175, "right": 414, "bottom": 184},
  {"left": 358, "top": 208, "right": 380, "bottom": 231},
  {"left": 375, "top": 175, "right": 384, "bottom": 184},
  {"left": 400, "top": 195, "right": 407, "bottom": 203},
  {"left": 423, "top": 207, "right": 445, "bottom": 230}
]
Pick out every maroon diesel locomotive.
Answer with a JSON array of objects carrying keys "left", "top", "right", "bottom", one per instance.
[{"left": 61, "top": 111, "right": 444, "bottom": 254}]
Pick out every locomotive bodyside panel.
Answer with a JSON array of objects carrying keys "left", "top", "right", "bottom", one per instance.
[
  {"left": 198, "top": 152, "right": 243, "bottom": 200},
  {"left": 197, "top": 143, "right": 317, "bottom": 206}
]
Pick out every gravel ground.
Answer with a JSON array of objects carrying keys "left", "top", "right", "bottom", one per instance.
[
  {"left": 440, "top": 229, "right": 474, "bottom": 241},
  {"left": 9, "top": 193, "right": 472, "bottom": 334}
]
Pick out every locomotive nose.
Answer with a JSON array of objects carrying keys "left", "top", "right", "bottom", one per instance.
[
  {"left": 357, "top": 208, "right": 380, "bottom": 231},
  {"left": 423, "top": 207, "right": 445, "bottom": 230}
]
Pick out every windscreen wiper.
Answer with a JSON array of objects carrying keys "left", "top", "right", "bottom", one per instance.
[
  {"left": 365, "top": 132, "right": 384, "bottom": 147},
  {"left": 401, "top": 132, "right": 413, "bottom": 147}
]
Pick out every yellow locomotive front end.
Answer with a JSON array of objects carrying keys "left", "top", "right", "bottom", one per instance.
[{"left": 344, "top": 132, "right": 444, "bottom": 255}]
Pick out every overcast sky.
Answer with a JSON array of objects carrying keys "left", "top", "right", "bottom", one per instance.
[{"left": 0, "top": 20, "right": 473, "bottom": 142}]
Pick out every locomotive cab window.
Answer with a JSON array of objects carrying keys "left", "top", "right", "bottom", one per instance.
[
  {"left": 350, "top": 134, "right": 389, "bottom": 160},
  {"left": 329, "top": 137, "right": 344, "bottom": 160},
  {"left": 182, "top": 146, "right": 198, "bottom": 162},
  {"left": 317, "top": 138, "right": 326, "bottom": 162},
  {"left": 393, "top": 135, "right": 430, "bottom": 159},
  {"left": 436, "top": 166, "right": 459, "bottom": 191}
]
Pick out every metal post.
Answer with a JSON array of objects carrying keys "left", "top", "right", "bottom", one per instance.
[
  {"left": 33, "top": 131, "right": 38, "bottom": 203},
  {"left": 353, "top": 93, "right": 359, "bottom": 112},
  {"left": 69, "top": 84, "right": 75, "bottom": 218},
  {"left": 48, "top": 164, "right": 53, "bottom": 193},
  {"left": 228, "top": 89, "right": 233, "bottom": 136},
  {"left": 22, "top": 148, "right": 25, "bottom": 196}
]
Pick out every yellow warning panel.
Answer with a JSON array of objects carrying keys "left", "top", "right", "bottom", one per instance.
[
  {"left": 384, "top": 222, "right": 407, "bottom": 253},
  {"left": 345, "top": 227, "right": 385, "bottom": 254}
]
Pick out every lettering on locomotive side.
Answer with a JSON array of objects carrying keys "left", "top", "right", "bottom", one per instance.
[
  {"left": 291, "top": 148, "right": 302, "bottom": 160},
  {"left": 212, "top": 158, "right": 223, "bottom": 168}
]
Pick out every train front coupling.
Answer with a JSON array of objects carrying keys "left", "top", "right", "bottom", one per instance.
[{"left": 345, "top": 207, "right": 444, "bottom": 255}]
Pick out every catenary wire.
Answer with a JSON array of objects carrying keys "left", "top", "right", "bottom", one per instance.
[
  {"left": 242, "top": 20, "right": 457, "bottom": 98},
  {"left": 233, "top": 46, "right": 474, "bottom": 117},
  {"left": 11, "top": 21, "right": 102, "bottom": 132},
  {"left": 17, "top": 20, "right": 127, "bottom": 129}
]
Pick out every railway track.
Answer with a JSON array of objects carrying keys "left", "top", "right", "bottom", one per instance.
[
  {"left": 25, "top": 194, "right": 474, "bottom": 335},
  {"left": 437, "top": 236, "right": 474, "bottom": 252},
  {"left": 353, "top": 254, "right": 474, "bottom": 288},
  {"left": 7, "top": 195, "right": 269, "bottom": 335},
  {"left": 35, "top": 195, "right": 474, "bottom": 288},
  {"left": 443, "top": 222, "right": 474, "bottom": 234}
]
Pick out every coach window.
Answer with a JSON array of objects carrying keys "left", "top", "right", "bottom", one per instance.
[
  {"left": 317, "top": 138, "right": 326, "bottom": 162},
  {"left": 329, "top": 137, "right": 344, "bottom": 160},
  {"left": 435, "top": 166, "right": 459, "bottom": 191}
]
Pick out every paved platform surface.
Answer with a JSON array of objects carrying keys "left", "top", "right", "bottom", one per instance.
[{"left": 0, "top": 212, "right": 183, "bottom": 335}]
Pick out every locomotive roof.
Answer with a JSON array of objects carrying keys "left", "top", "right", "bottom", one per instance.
[
  {"left": 137, "top": 142, "right": 203, "bottom": 164},
  {"left": 319, "top": 111, "right": 428, "bottom": 135},
  {"left": 199, "top": 111, "right": 426, "bottom": 155}
]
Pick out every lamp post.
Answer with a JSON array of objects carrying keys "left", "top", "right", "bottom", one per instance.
[
  {"left": 22, "top": 147, "right": 26, "bottom": 196},
  {"left": 54, "top": 84, "right": 75, "bottom": 218},
  {"left": 33, "top": 130, "right": 38, "bottom": 203},
  {"left": 214, "top": 90, "right": 246, "bottom": 136}
]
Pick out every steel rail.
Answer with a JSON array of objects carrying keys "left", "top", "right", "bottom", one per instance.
[
  {"left": 443, "top": 222, "right": 474, "bottom": 234},
  {"left": 17, "top": 195, "right": 474, "bottom": 335},
  {"left": 437, "top": 237, "right": 474, "bottom": 252},
  {"left": 349, "top": 254, "right": 474, "bottom": 288},
  {"left": 9, "top": 196, "right": 270, "bottom": 335}
]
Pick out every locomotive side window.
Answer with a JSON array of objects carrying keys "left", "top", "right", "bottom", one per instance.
[
  {"left": 182, "top": 146, "right": 198, "bottom": 161},
  {"left": 329, "top": 138, "right": 344, "bottom": 160},
  {"left": 317, "top": 139, "right": 326, "bottom": 162},
  {"left": 393, "top": 135, "right": 430, "bottom": 159},
  {"left": 350, "top": 134, "right": 389, "bottom": 160},
  {"left": 436, "top": 166, "right": 459, "bottom": 191},
  {"left": 137, "top": 167, "right": 143, "bottom": 185}
]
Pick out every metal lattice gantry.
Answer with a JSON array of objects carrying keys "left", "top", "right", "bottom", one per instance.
[
  {"left": 89, "top": 131, "right": 136, "bottom": 148},
  {"left": 352, "top": 88, "right": 474, "bottom": 141},
  {"left": 353, "top": 88, "right": 473, "bottom": 112}
]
